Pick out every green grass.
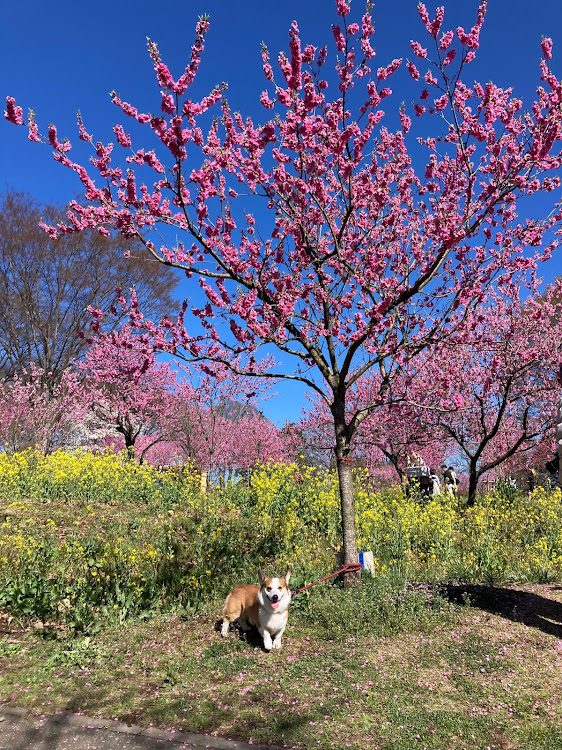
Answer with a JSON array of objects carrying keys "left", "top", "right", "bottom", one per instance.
[
  {"left": 1, "top": 456, "right": 562, "bottom": 748},
  {"left": 1, "top": 581, "right": 562, "bottom": 749}
]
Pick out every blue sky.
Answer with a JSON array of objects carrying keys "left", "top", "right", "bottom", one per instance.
[{"left": 3, "top": 0, "right": 562, "bottom": 424}]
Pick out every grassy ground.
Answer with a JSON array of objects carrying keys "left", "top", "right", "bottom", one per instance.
[
  {"left": 2, "top": 455, "right": 562, "bottom": 748},
  {"left": 1, "top": 582, "right": 561, "bottom": 750}
]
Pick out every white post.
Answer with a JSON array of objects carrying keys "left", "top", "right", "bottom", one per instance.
[
  {"left": 359, "top": 551, "right": 375, "bottom": 576},
  {"left": 200, "top": 470, "right": 208, "bottom": 494}
]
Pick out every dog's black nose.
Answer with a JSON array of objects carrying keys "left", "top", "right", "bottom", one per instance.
[{"left": 271, "top": 595, "right": 279, "bottom": 602}]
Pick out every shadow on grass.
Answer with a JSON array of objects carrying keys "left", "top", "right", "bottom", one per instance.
[
  {"left": 2, "top": 694, "right": 298, "bottom": 749},
  {"left": 440, "top": 583, "right": 562, "bottom": 638},
  {"left": 213, "top": 618, "right": 268, "bottom": 650}
]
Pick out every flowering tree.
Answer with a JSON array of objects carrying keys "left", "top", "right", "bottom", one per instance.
[
  {"left": 0, "top": 367, "right": 86, "bottom": 454},
  {"left": 78, "top": 326, "right": 177, "bottom": 460},
  {"left": 7, "top": 1, "right": 562, "bottom": 565},
  {"left": 301, "top": 374, "right": 453, "bottom": 479},
  {"left": 405, "top": 288, "right": 562, "bottom": 504},
  {"left": 162, "top": 361, "right": 276, "bottom": 486},
  {"left": 227, "top": 411, "right": 289, "bottom": 475},
  {"left": 357, "top": 401, "right": 452, "bottom": 480}
]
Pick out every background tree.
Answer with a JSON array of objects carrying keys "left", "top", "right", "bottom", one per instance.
[
  {"left": 224, "top": 410, "right": 289, "bottom": 478},
  {"left": 7, "top": 1, "right": 562, "bottom": 566},
  {"left": 163, "top": 360, "right": 275, "bottom": 487},
  {"left": 79, "top": 326, "right": 177, "bottom": 461},
  {"left": 406, "top": 290, "right": 562, "bottom": 504},
  {"left": 0, "top": 189, "right": 180, "bottom": 388},
  {"left": 0, "top": 367, "right": 86, "bottom": 454},
  {"left": 301, "top": 375, "right": 454, "bottom": 479}
]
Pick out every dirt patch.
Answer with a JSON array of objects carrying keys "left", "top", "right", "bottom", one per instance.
[{"left": 0, "top": 613, "right": 25, "bottom": 638}]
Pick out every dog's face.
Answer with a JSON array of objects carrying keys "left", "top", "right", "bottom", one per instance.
[{"left": 258, "top": 569, "right": 291, "bottom": 610}]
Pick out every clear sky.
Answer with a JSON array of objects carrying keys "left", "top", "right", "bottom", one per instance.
[{"left": 2, "top": 0, "right": 562, "bottom": 424}]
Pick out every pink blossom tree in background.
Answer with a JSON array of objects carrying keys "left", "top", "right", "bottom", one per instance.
[
  {"left": 227, "top": 411, "right": 289, "bottom": 477},
  {"left": 343, "top": 372, "right": 454, "bottom": 480},
  {"left": 7, "top": 1, "right": 562, "bottom": 565},
  {"left": 0, "top": 367, "right": 87, "bottom": 454},
  {"left": 162, "top": 360, "right": 277, "bottom": 487},
  {"left": 78, "top": 325, "right": 177, "bottom": 461},
  {"left": 406, "top": 287, "right": 562, "bottom": 504},
  {"left": 301, "top": 373, "right": 454, "bottom": 480},
  {"left": 135, "top": 438, "right": 184, "bottom": 467}
]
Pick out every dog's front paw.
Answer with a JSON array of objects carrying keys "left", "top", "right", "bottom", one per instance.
[
  {"left": 271, "top": 640, "right": 282, "bottom": 650},
  {"left": 220, "top": 620, "right": 229, "bottom": 637}
]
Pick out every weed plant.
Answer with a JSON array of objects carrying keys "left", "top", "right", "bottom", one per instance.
[
  {"left": 294, "top": 573, "right": 446, "bottom": 638},
  {"left": 0, "top": 451, "right": 562, "bottom": 632}
]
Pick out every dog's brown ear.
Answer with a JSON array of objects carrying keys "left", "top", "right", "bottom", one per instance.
[
  {"left": 284, "top": 569, "right": 291, "bottom": 585},
  {"left": 257, "top": 568, "right": 266, "bottom": 585}
]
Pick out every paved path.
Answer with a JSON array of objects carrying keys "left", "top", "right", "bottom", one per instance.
[{"left": 0, "top": 707, "right": 277, "bottom": 750}]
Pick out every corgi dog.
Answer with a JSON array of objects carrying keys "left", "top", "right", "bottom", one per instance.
[{"left": 220, "top": 569, "right": 291, "bottom": 651}]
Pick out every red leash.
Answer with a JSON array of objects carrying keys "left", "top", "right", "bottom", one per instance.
[{"left": 291, "top": 563, "right": 362, "bottom": 597}]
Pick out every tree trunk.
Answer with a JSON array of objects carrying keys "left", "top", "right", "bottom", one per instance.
[
  {"left": 390, "top": 455, "right": 404, "bottom": 482},
  {"left": 118, "top": 424, "right": 136, "bottom": 461},
  {"left": 335, "top": 452, "right": 359, "bottom": 562},
  {"left": 124, "top": 436, "right": 135, "bottom": 461},
  {"left": 556, "top": 396, "right": 562, "bottom": 487},
  {"left": 334, "top": 430, "right": 361, "bottom": 585},
  {"left": 467, "top": 462, "right": 479, "bottom": 507}
]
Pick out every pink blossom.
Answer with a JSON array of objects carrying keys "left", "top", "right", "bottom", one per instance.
[
  {"left": 161, "top": 93, "right": 175, "bottom": 114},
  {"left": 399, "top": 111, "right": 412, "bottom": 133},
  {"left": 417, "top": 3, "right": 430, "bottom": 27},
  {"left": 377, "top": 58, "right": 402, "bottom": 81},
  {"left": 424, "top": 70, "right": 437, "bottom": 85},
  {"left": 5, "top": 96, "right": 23, "bottom": 125},
  {"left": 541, "top": 37, "right": 553, "bottom": 60},
  {"left": 288, "top": 21, "right": 302, "bottom": 90},
  {"left": 47, "top": 124, "right": 63, "bottom": 150},
  {"left": 456, "top": 26, "right": 480, "bottom": 50},
  {"left": 407, "top": 61, "right": 420, "bottom": 80},
  {"left": 114, "top": 124, "right": 132, "bottom": 148},
  {"left": 332, "top": 24, "right": 346, "bottom": 52},
  {"left": 336, "top": 0, "right": 350, "bottom": 17},
  {"left": 410, "top": 40, "right": 427, "bottom": 58},
  {"left": 77, "top": 113, "right": 92, "bottom": 142},
  {"left": 440, "top": 30, "right": 454, "bottom": 50},
  {"left": 260, "top": 90, "right": 275, "bottom": 109},
  {"left": 27, "top": 116, "right": 40, "bottom": 142},
  {"left": 443, "top": 49, "right": 457, "bottom": 66},
  {"left": 428, "top": 7, "right": 445, "bottom": 39}
]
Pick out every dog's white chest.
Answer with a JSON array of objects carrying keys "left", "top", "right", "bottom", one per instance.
[{"left": 258, "top": 605, "right": 288, "bottom": 635}]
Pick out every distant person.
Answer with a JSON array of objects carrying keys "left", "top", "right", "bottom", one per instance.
[
  {"left": 408, "top": 451, "right": 424, "bottom": 467},
  {"left": 526, "top": 468, "right": 537, "bottom": 497},
  {"left": 546, "top": 454, "right": 560, "bottom": 488},
  {"left": 430, "top": 469, "right": 441, "bottom": 497},
  {"left": 441, "top": 464, "right": 458, "bottom": 496}
]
